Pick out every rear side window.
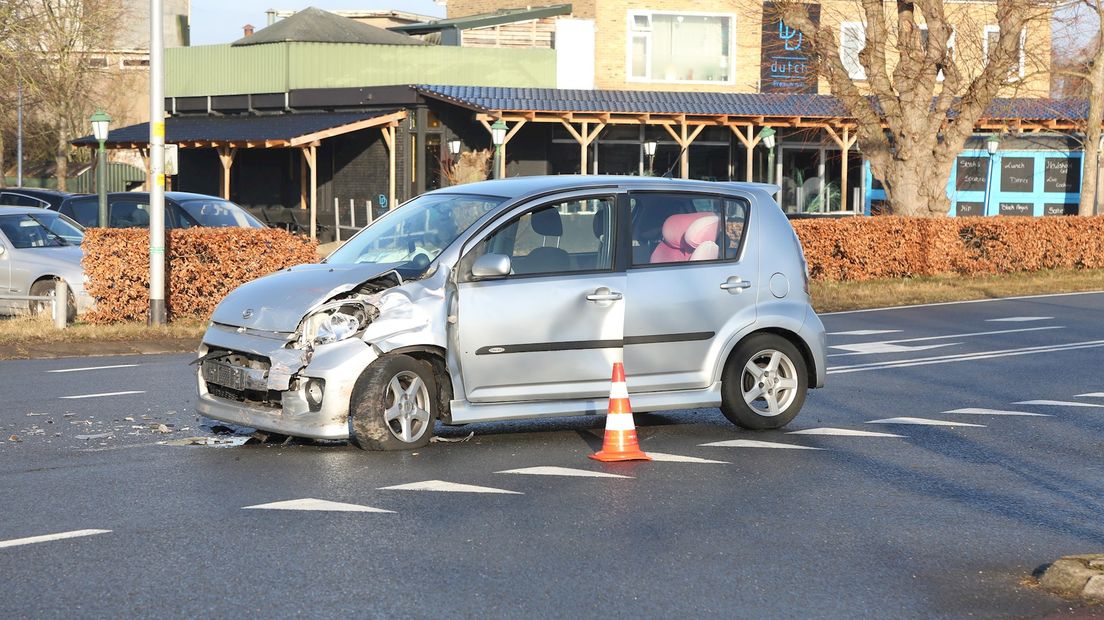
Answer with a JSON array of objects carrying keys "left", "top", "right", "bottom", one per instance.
[
  {"left": 0, "top": 193, "right": 45, "bottom": 208},
  {"left": 62, "top": 197, "right": 100, "bottom": 227},
  {"left": 629, "top": 192, "right": 750, "bottom": 265}
]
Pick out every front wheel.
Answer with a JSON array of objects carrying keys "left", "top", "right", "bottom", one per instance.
[
  {"left": 720, "top": 334, "right": 808, "bottom": 430},
  {"left": 349, "top": 355, "right": 437, "bottom": 451},
  {"left": 29, "top": 279, "right": 76, "bottom": 323}
]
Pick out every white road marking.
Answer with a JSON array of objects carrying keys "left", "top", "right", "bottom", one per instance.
[
  {"left": 831, "top": 342, "right": 958, "bottom": 355},
  {"left": 700, "top": 439, "right": 824, "bottom": 450},
  {"left": 46, "top": 364, "right": 138, "bottom": 374},
  {"left": 986, "top": 316, "right": 1053, "bottom": 322},
  {"left": 943, "top": 407, "right": 1051, "bottom": 417},
  {"left": 379, "top": 480, "right": 521, "bottom": 494},
  {"left": 828, "top": 340, "right": 1104, "bottom": 374},
  {"left": 821, "top": 290, "right": 1103, "bottom": 316},
  {"left": 868, "top": 417, "right": 986, "bottom": 428},
  {"left": 59, "top": 390, "right": 145, "bottom": 400},
  {"left": 828, "top": 329, "right": 902, "bottom": 336},
  {"left": 242, "top": 498, "right": 393, "bottom": 513},
  {"left": 496, "top": 466, "right": 632, "bottom": 479},
  {"left": 1013, "top": 399, "right": 1104, "bottom": 408},
  {"left": 1075, "top": 393, "right": 1104, "bottom": 399},
  {"left": 644, "top": 452, "right": 730, "bottom": 463},
  {"left": 0, "top": 529, "right": 111, "bottom": 549},
  {"left": 788, "top": 428, "right": 905, "bottom": 438}
]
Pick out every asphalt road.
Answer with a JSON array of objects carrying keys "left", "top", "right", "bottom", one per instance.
[{"left": 2, "top": 292, "right": 1103, "bottom": 618}]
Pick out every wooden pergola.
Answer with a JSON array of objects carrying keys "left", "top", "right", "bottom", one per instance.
[{"left": 77, "top": 110, "right": 407, "bottom": 239}]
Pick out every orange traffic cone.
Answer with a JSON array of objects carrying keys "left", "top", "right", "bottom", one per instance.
[{"left": 590, "top": 362, "right": 651, "bottom": 462}]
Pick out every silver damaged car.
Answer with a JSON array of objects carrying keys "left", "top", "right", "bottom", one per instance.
[{"left": 195, "top": 176, "right": 827, "bottom": 450}]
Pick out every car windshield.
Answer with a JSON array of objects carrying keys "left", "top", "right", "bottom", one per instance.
[
  {"left": 327, "top": 193, "right": 506, "bottom": 277},
  {"left": 0, "top": 212, "right": 83, "bottom": 248},
  {"left": 176, "top": 199, "right": 263, "bottom": 228}
]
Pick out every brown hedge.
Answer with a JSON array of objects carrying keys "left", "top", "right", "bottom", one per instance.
[
  {"left": 792, "top": 216, "right": 1104, "bottom": 281},
  {"left": 82, "top": 228, "right": 318, "bottom": 323}
]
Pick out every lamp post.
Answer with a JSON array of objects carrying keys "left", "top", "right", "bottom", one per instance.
[
  {"left": 448, "top": 139, "right": 461, "bottom": 157},
  {"left": 446, "top": 139, "right": 461, "bottom": 186},
  {"left": 490, "top": 119, "right": 507, "bottom": 180},
  {"left": 643, "top": 140, "right": 657, "bottom": 175},
  {"left": 759, "top": 126, "right": 777, "bottom": 185},
  {"left": 984, "top": 133, "right": 1000, "bottom": 216},
  {"left": 90, "top": 109, "right": 111, "bottom": 227},
  {"left": 1095, "top": 134, "right": 1103, "bottom": 216}
]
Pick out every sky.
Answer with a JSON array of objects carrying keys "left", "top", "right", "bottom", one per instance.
[{"left": 188, "top": 0, "right": 446, "bottom": 46}]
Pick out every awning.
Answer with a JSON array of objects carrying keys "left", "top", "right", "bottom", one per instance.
[{"left": 72, "top": 109, "right": 406, "bottom": 149}]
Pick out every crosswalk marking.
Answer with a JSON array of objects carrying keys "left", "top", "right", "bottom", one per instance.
[
  {"left": 496, "top": 466, "right": 632, "bottom": 479},
  {"left": 1013, "top": 400, "right": 1104, "bottom": 408},
  {"left": 645, "top": 452, "right": 730, "bottom": 463},
  {"left": 379, "top": 480, "right": 521, "bottom": 494},
  {"left": 1075, "top": 393, "right": 1104, "bottom": 399},
  {"left": 46, "top": 364, "right": 137, "bottom": 374},
  {"left": 0, "top": 529, "right": 111, "bottom": 549},
  {"left": 788, "top": 428, "right": 905, "bottom": 438},
  {"left": 828, "top": 329, "right": 902, "bottom": 336},
  {"left": 700, "top": 439, "right": 823, "bottom": 450},
  {"left": 242, "top": 498, "right": 393, "bottom": 513},
  {"left": 868, "top": 417, "right": 985, "bottom": 427},
  {"left": 943, "top": 407, "right": 1050, "bottom": 417},
  {"left": 59, "top": 390, "right": 145, "bottom": 400}
]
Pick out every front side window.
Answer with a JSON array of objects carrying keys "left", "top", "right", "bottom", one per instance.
[
  {"left": 472, "top": 197, "right": 615, "bottom": 277},
  {"left": 627, "top": 12, "right": 733, "bottom": 83},
  {"left": 327, "top": 192, "right": 505, "bottom": 279},
  {"left": 61, "top": 196, "right": 99, "bottom": 227},
  {"left": 0, "top": 213, "right": 83, "bottom": 248},
  {"left": 629, "top": 193, "right": 749, "bottom": 265}
]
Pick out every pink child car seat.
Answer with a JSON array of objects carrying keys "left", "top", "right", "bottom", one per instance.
[{"left": 649, "top": 212, "right": 721, "bottom": 263}]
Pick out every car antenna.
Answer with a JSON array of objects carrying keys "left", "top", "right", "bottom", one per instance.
[{"left": 660, "top": 145, "right": 689, "bottom": 179}]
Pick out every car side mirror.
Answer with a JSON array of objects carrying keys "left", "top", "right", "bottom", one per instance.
[{"left": 471, "top": 253, "right": 511, "bottom": 279}]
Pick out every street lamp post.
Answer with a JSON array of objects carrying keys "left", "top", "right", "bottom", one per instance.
[
  {"left": 984, "top": 134, "right": 1000, "bottom": 216},
  {"left": 90, "top": 109, "right": 111, "bottom": 227},
  {"left": 490, "top": 119, "right": 507, "bottom": 180},
  {"left": 759, "top": 127, "right": 777, "bottom": 185},
  {"left": 643, "top": 140, "right": 657, "bottom": 175}
]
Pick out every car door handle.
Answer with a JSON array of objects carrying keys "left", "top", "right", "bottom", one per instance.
[
  {"left": 586, "top": 287, "right": 623, "bottom": 302},
  {"left": 720, "top": 278, "right": 752, "bottom": 291}
]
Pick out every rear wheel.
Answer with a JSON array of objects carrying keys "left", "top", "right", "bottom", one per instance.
[
  {"left": 720, "top": 334, "right": 807, "bottom": 430},
  {"left": 349, "top": 355, "right": 437, "bottom": 451},
  {"left": 29, "top": 279, "right": 76, "bottom": 323}
]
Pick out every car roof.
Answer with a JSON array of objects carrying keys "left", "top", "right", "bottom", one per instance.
[
  {"left": 0, "top": 206, "right": 71, "bottom": 216},
  {"left": 429, "top": 175, "right": 780, "bottom": 200},
  {"left": 61, "top": 191, "right": 230, "bottom": 204},
  {"left": 1, "top": 188, "right": 74, "bottom": 197}
]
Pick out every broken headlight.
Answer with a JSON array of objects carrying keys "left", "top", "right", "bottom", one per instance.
[{"left": 299, "top": 300, "right": 375, "bottom": 347}]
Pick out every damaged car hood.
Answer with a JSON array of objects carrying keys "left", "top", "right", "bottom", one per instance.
[{"left": 210, "top": 262, "right": 403, "bottom": 332}]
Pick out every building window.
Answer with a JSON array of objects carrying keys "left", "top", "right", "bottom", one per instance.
[
  {"left": 122, "top": 58, "right": 150, "bottom": 68},
  {"left": 839, "top": 22, "right": 866, "bottom": 80},
  {"left": 983, "top": 25, "right": 1025, "bottom": 81},
  {"left": 88, "top": 57, "right": 108, "bottom": 68},
  {"left": 627, "top": 11, "right": 734, "bottom": 83}
]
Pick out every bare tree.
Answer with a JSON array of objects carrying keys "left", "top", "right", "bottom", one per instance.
[
  {"left": 1054, "top": 1, "right": 1102, "bottom": 215},
  {"left": 773, "top": 0, "right": 1049, "bottom": 216},
  {"left": 7, "top": 0, "right": 122, "bottom": 190}
]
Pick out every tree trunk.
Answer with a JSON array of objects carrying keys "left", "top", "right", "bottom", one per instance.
[
  {"left": 870, "top": 151, "right": 954, "bottom": 217},
  {"left": 1079, "top": 51, "right": 1104, "bottom": 216},
  {"left": 0, "top": 129, "right": 6, "bottom": 188},
  {"left": 55, "top": 127, "right": 67, "bottom": 191}
]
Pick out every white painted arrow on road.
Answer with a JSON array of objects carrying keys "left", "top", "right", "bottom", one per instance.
[
  {"left": 496, "top": 466, "right": 632, "bottom": 479},
  {"left": 1014, "top": 400, "right": 1104, "bottom": 408},
  {"left": 944, "top": 407, "right": 1050, "bottom": 417},
  {"left": 701, "top": 439, "right": 823, "bottom": 450},
  {"left": 868, "top": 417, "right": 985, "bottom": 427},
  {"left": 243, "top": 498, "right": 393, "bottom": 513},
  {"left": 788, "top": 428, "right": 905, "bottom": 438},
  {"left": 379, "top": 480, "right": 521, "bottom": 494}
]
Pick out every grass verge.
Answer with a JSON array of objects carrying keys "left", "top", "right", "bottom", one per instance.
[{"left": 811, "top": 268, "right": 1104, "bottom": 313}]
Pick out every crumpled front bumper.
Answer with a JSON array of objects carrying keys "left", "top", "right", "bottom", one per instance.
[{"left": 194, "top": 326, "right": 379, "bottom": 440}]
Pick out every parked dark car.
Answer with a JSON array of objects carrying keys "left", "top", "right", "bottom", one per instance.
[
  {"left": 0, "top": 188, "right": 77, "bottom": 210},
  {"left": 54, "top": 192, "right": 265, "bottom": 229}
]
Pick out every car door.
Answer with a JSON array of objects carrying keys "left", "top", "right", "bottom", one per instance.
[
  {"left": 454, "top": 192, "right": 625, "bottom": 403},
  {"left": 623, "top": 191, "right": 758, "bottom": 393},
  {"left": 0, "top": 225, "right": 13, "bottom": 314}
]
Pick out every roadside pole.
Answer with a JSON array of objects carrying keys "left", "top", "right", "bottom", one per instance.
[
  {"left": 148, "top": 0, "right": 166, "bottom": 325},
  {"left": 16, "top": 83, "right": 23, "bottom": 186}
]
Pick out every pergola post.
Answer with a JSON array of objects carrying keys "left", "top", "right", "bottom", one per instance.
[
  {"left": 560, "top": 120, "right": 605, "bottom": 175},
  {"left": 216, "top": 145, "right": 237, "bottom": 199},
  {"left": 825, "top": 125, "right": 858, "bottom": 212},
  {"left": 729, "top": 125, "right": 761, "bottom": 182},
  {"left": 661, "top": 118, "right": 705, "bottom": 179},
  {"left": 300, "top": 144, "right": 318, "bottom": 240},
  {"left": 380, "top": 124, "right": 396, "bottom": 212},
  {"left": 480, "top": 119, "right": 527, "bottom": 178}
]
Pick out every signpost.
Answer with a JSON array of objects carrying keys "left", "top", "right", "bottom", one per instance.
[{"left": 149, "top": 0, "right": 166, "bottom": 326}]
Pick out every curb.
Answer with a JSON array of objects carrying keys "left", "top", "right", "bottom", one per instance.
[
  {"left": 1039, "top": 555, "right": 1104, "bottom": 601},
  {"left": 0, "top": 338, "right": 199, "bottom": 361}
]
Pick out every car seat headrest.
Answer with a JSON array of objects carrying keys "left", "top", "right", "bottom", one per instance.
[{"left": 530, "top": 207, "right": 563, "bottom": 237}]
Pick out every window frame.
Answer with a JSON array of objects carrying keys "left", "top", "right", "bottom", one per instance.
[
  {"left": 625, "top": 10, "right": 737, "bottom": 85},
  {"left": 625, "top": 190, "right": 752, "bottom": 270},
  {"left": 460, "top": 193, "right": 621, "bottom": 282}
]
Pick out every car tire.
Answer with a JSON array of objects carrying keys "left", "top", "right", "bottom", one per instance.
[
  {"left": 720, "top": 334, "right": 808, "bottom": 430},
  {"left": 349, "top": 354, "right": 437, "bottom": 451},
  {"left": 29, "top": 279, "right": 76, "bottom": 324}
]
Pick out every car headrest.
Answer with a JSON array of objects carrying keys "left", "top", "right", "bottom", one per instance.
[{"left": 530, "top": 207, "right": 563, "bottom": 237}]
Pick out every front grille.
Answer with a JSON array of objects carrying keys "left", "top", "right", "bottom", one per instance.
[
  {"left": 207, "top": 384, "right": 283, "bottom": 409},
  {"left": 202, "top": 348, "right": 279, "bottom": 408}
]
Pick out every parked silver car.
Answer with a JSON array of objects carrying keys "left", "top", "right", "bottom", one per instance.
[
  {"left": 0, "top": 207, "right": 91, "bottom": 320},
  {"left": 195, "top": 176, "right": 827, "bottom": 450}
]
